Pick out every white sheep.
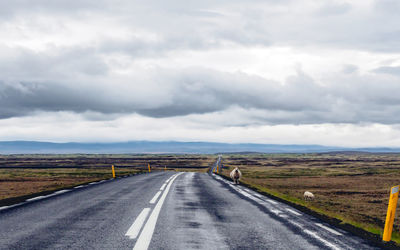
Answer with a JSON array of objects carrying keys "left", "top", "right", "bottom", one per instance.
[
  {"left": 304, "top": 191, "right": 315, "bottom": 201},
  {"left": 230, "top": 167, "right": 242, "bottom": 184}
]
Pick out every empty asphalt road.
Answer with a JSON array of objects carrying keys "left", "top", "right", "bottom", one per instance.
[{"left": 0, "top": 170, "right": 380, "bottom": 249}]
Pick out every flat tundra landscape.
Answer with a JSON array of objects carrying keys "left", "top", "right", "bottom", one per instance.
[
  {"left": 1, "top": 153, "right": 400, "bottom": 248},
  {"left": 0, "top": 154, "right": 213, "bottom": 204},
  {"left": 221, "top": 153, "right": 400, "bottom": 243}
]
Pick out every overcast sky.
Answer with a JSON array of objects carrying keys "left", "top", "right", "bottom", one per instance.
[{"left": 1, "top": 0, "right": 400, "bottom": 146}]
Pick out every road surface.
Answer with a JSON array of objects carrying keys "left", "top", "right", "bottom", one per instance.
[{"left": 0, "top": 171, "right": 379, "bottom": 249}]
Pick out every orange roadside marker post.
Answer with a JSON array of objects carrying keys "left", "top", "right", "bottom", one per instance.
[
  {"left": 111, "top": 165, "right": 116, "bottom": 178},
  {"left": 383, "top": 185, "right": 400, "bottom": 241},
  {"left": 148, "top": 163, "right": 151, "bottom": 173}
]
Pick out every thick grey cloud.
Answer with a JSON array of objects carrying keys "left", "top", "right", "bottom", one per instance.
[
  {"left": 1, "top": 0, "right": 400, "bottom": 129},
  {"left": 0, "top": 47, "right": 108, "bottom": 82},
  {"left": 2, "top": 66, "right": 400, "bottom": 125},
  {"left": 372, "top": 66, "right": 400, "bottom": 76},
  {"left": 0, "top": 0, "right": 106, "bottom": 19},
  {"left": 1, "top": 0, "right": 400, "bottom": 53}
]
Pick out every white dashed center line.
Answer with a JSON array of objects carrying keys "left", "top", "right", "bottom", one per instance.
[
  {"left": 133, "top": 173, "right": 183, "bottom": 250},
  {"left": 126, "top": 208, "right": 151, "bottom": 239},
  {"left": 149, "top": 191, "right": 162, "bottom": 204}
]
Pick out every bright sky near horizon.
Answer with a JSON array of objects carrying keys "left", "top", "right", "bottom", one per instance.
[{"left": 1, "top": 0, "right": 400, "bottom": 147}]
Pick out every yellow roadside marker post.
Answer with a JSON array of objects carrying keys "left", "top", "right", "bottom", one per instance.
[
  {"left": 111, "top": 165, "right": 116, "bottom": 178},
  {"left": 148, "top": 163, "right": 151, "bottom": 173},
  {"left": 383, "top": 185, "right": 400, "bottom": 241}
]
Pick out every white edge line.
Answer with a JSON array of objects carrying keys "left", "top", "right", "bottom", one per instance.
[
  {"left": 235, "top": 188, "right": 292, "bottom": 217},
  {"left": 270, "top": 209, "right": 282, "bottom": 215},
  {"left": 315, "top": 223, "right": 343, "bottom": 236},
  {"left": 238, "top": 188, "right": 273, "bottom": 206},
  {"left": 159, "top": 183, "right": 166, "bottom": 191},
  {"left": 54, "top": 190, "right": 69, "bottom": 194},
  {"left": 235, "top": 187, "right": 262, "bottom": 200},
  {"left": 0, "top": 203, "right": 23, "bottom": 211},
  {"left": 265, "top": 199, "right": 278, "bottom": 205},
  {"left": 26, "top": 196, "right": 46, "bottom": 202},
  {"left": 133, "top": 172, "right": 183, "bottom": 250},
  {"left": 290, "top": 221, "right": 304, "bottom": 229},
  {"left": 232, "top": 186, "right": 286, "bottom": 217},
  {"left": 238, "top": 187, "right": 280, "bottom": 205},
  {"left": 253, "top": 193, "right": 264, "bottom": 198},
  {"left": 149, "top": 191, "right": 162, "bottom": 204},
  {"left": 74, "top": 185, "right": 85, "bottom": 189},
  {"left": 304, "top": 230, "right": 341, "bottom": 250},
  {"left": 286, "top": 208, "right": 302, "bottom": 216},
  {"left": 0, "top": 206, "right": 10, "bottom": 211},
  {"left": 126, "top": 208, "right": 152, "bottom": 239}
]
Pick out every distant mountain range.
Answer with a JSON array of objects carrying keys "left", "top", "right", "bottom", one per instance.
[{"left": 0, "top": 141, "right": 399, "bottom": 154}]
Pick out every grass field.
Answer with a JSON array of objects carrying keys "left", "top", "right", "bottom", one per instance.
[
  {"left": 3, "top": 152, "right": 400, "bottom": 244},
  {"left": 0, "top": 154, "right": 214, "bottom": 203},
  {"left": 0, "top": 167, "right": 141, "bottom": 201},
  {"left": 219, "top": 153, "right": 400, "bottom": 243}
]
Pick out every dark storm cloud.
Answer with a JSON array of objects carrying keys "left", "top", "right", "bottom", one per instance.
[
  {"left": 1, "top": 0, "right": 400, "bottom": 126},
  {"left": 2, "top": 67, "right": 400, "bottom": 124},
  {"left": 0, "top": 70, "right": 275, "bottom": 118}
]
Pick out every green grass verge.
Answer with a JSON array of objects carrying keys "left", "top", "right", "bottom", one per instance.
[{"left": 218, "top": 172, "right": 400, "bottom": 248}]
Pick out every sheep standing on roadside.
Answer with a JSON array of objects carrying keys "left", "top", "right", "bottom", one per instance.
[
  {"left": 304, "top": 191, "right": 315, "bottom": 201},
  {"left": 230, "top": 167, "right": 242, "bottom": 184}
]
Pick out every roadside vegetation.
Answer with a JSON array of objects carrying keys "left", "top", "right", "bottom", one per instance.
[
  {"left": 0, "top": 154, "right": 214, "bottom": 203},
  {"left": 219, "top": 153, "right": 400, "bottom": 244},
  {"left": 5, "top": 152, "right": 399, "bottom": 244}
]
